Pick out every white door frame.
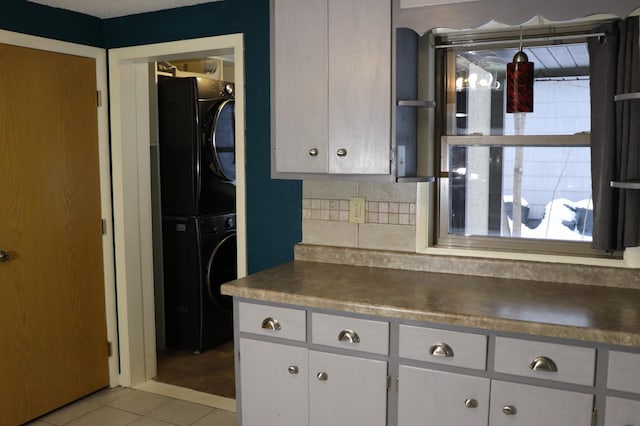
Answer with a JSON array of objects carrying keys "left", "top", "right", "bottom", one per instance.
[
  {"left": 0, "top": 30, "right": 119, "bottom": 386},
  {"left": 108, "top": 34, "right": 247, "bottom": 387}
]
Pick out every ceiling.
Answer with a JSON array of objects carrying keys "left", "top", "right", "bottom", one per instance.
[{"left": 27, "top": 0, "right": 222, "bottom": 19}]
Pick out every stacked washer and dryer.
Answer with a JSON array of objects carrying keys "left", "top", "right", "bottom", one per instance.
[{"left": 157, "top": 76, "right": 237, "bottom": 353}]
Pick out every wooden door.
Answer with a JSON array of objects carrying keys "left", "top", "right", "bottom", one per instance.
[{"left": 0, "top": 43, "right": 109, "bottom": 426}]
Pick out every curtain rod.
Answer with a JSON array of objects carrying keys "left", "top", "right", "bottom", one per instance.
[{"left": 435, "top": 32, "right": 606, "bottom": 49}]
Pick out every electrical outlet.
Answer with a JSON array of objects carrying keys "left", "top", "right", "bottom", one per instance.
[{"left": 349, "top": 197, "right": 366, "bottom": 223}]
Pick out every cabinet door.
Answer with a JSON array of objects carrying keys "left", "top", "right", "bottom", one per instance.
[
  {"left": 328, "top": 0, "right": 391, "bottom": 174},
  {"left": 309, "top": 350, "right": 387, "bottom": 426},
  {"left": 605, "top": 397, "right": 640, "bottom": 426},
  {"left": 398, "top": 365, "right": 490, "bottom": 426},
  {"left": 239, "top": 338, "right": 309, "bottom": 426},
  {"left": 273, "top": 0, "right": 329, "bottom": 173},
  {"left": 489, "top": 381, "right": 593, "bottom": 426}
]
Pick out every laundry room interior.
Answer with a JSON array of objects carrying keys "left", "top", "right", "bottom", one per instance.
[{"left": 149, "top": 52, "right": 238, "bottom": 400}]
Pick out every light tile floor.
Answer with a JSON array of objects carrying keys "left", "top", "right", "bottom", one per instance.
[{"left": 25, "top": 387, "right": 237, "bottom": 426}]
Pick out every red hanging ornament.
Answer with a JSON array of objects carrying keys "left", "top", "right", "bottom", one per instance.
[
  {"left": 507, "top": 50, "right": 534, "bottom": 113},
  {"left": 506, "top": 27, "right": 534, "bottom": 113}
]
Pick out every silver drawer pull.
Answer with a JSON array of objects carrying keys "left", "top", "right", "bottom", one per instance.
[
  {"left": 529, "top": 356, "right": 558, "bottom": 372},
  {"left": 317, "top": 372, "right": 328, "bottom": 381},
  {"left": 502, "top": 405, "right": 517, "bottom": 415},
  {"left": 261, "top": 317, "right": 281, "bottom": 331},
  {"left": 336, "top": 148, "right": 348, "bottom": 157},
  {"left": 309, "top": 148, "right": 319, "bottom": 156},
  {"left": 465, "top": 398, "right": 478, "bottom": 408},
  {"left": 428, "top": 342, "right": 454, "bottom": 358},
  {"left": 288, "top": 365, "right": 299, "bottom": 375},
  {"left": 338, "top": 329, "right": 360, "bottom": 343}
]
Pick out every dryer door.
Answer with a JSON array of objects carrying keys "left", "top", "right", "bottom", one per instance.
[
  {"left": 208, "top": 99, "right": 236, "bottom": 182},
  {"left": 205, "top": 232, "right": 237, "bottom": 311}
]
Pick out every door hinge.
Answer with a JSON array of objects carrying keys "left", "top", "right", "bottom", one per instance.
[
  {"left": 97, "top": 90, "right": 102, "bottom": 107},
  {"left": 101, "top": 219, "right": 107, "bottom": 235},
  {"left": 386, "top": 375, "right": 391, "bottom": 391},
  {"left": 107, "top": 341, "right": 113, "bottom": 357},
  {"left": 591, "top": 406, "right": 597, "bottom": 426}
]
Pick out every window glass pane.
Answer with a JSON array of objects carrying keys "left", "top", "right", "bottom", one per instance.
[
  {"left": 448, "top": 145, "right": 593, "bottom": 242},
  {"left": 453, "top": 43, "right": 590, "bottom": 136}
]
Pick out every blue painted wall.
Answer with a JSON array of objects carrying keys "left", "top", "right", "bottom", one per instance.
[
  {"left": 3, "top": 0, "right": 303, "bottom": 275},
  {"left": 104, "top": 0, "right": 302, "bottom": 274},
  {"left": 3, "top": 1, "right": 103, "bottom": 46}
]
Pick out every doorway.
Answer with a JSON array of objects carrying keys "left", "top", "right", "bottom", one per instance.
[
  {"left": 108, "top": 34, "right": 246, "bottom": 404},
  {"left": 151, "top": 56, "right": 237, "bottom": 399}
]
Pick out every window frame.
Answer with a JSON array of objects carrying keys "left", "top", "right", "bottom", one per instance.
[{"left": 430, "top": 26, "right": 621, "bottom": 259}]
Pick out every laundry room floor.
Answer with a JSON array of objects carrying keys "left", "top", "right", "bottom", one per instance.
[{"left": 155, "top": 340, "right": 236, "bottom": 399}]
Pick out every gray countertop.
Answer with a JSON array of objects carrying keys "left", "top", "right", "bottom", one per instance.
[{"left": 221, "top": 260, "right": 640, "bottom": 347}]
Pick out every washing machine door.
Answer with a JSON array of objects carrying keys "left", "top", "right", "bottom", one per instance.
[
  {"left": 208, "top": 99, "right": 235, "bottom": 182},
  {"left": 205, "top": 232, "right": 236, "bottom": 311}
]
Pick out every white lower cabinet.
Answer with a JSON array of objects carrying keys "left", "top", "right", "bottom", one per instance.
[
  {"left": 239, "top": 338, "right": 309, "bottom": 426},
  {"left": 489, "top": 381, "right": 593, "bottom": 426},
  {"left": 310, "top": 350, "right": 388, "bottom": 426},
  {"left": 397, "top": 367, "right": 592, "bottom": 426},
  {"left": 398, "top": 366, "right": 490, "bottom": 426},
  {"left": 605, "top": 397, "right": 640, "bottom": 426},
  {"left": 239, "top": 337, "right": 387, "bottom": 426}
]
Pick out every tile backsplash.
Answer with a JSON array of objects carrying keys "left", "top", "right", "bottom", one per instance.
[
  {"left": 303, "top": 198, "right": 416, "bottom": 225},
  {"left": 302, "top": 181, "right": 418, "bottom": 252}
]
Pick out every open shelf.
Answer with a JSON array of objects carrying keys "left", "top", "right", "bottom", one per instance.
[
  {"left": 397, "top": 100, "right": 436, "bottom": 108},
  {"left": 614, "top": 92, "right": 640, "bottom": 102},
  {"left": 610, "top": 180, "right": 640, "bottom": 190}
]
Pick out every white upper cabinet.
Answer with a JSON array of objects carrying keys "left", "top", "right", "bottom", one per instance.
[{"left": 272, "top": 0, "right": 392, "bottom": 177}]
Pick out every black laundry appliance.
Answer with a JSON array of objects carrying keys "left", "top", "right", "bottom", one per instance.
[
  {"left": 157, "top": 76, "right": 236, "bottom": 217},
  {"left": 157, "top": 76, "right": 238, "bottom": 352},
  {"left": 162, "top": 214, "right": 237, "bottom": 352}
]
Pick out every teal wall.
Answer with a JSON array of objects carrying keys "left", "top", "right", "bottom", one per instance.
[
  {"left": 104, "top": 0, "right": 302, "bottom": 274},
  {"left": 3, "top": 0, "right": 302, "bottom": 275},
  {"left": 2, "top": 1, "right": 104, "bottom": 46}
]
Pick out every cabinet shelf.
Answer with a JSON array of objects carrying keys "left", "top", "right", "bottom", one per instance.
[
  {"left": 610, "top": 180, "right": 640, "bottom": 190},
  {"left": 397, "top": 100, "right": 436, "bottom": 108},
  {"left": 614, "top": 92, "right": 640, "bottom": 102}
]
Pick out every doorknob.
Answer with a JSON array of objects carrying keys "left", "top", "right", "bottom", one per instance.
[{"left": 0, "top": 249, "right": 11, "bottom": 263}]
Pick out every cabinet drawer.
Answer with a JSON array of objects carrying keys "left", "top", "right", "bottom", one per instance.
[
  {"left": 608, "top": 351, "right": 640, "bottom": 393},
  {"left": 238, "top": 302, "right": 306, "bottom": 342},
  {"left": 494, "top": 337, "right": 596, "bottom": 386},
  {"left": 311, "top": 313, "right": 389, "bottom": 355},
  {"left": 399, "top": 325, "right": 487, "bottom": 370},
  {"left": 605, "top": 397, "right": 640, "bottom": 426}
]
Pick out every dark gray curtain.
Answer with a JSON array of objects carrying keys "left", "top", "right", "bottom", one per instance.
[{"left": 589, "top": 17, "right": 640, "bottom": 252}]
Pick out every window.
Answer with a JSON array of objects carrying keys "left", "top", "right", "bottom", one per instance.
[{"left": 433, "top": 26, "right": 608, "bottom": 256}]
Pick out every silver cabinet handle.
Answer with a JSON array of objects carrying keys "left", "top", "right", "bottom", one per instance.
[
  {"left": 336, "top": 148, "right": 348, "bottom": 157},
  {"left": 288, "top": 365, "right": 299, "bottom": 375},
  {"left": 502, "top": 405, "right": 517, "bottom": 415},
  {"left": 309, "top": 148, "right": 319, "bottom": 157},
  {"left": 465, "top": 399, "right": 478, "bottom": 408},
  {"left": 338, "top": 329, "right": 360, "bottom": 343},
  {"left": 428, "top": 342, "right": 454, "bottom": 358},
  {"left": 261, "top": 317, "right": 281, "bottom": 331},
  {"left": 529, "top": 356, "right": 558, "bottom": 372},
  {"left": 317, "top": 372, "right": 328, "bottom": 381}
]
